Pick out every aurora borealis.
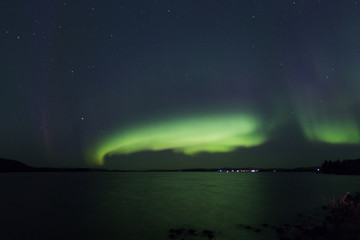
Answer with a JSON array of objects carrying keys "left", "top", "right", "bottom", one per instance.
[
  {"left": 299, "top": 115, "right": 360, "bottom": 144},
  {"left": 1, "top": 0, "right": 360, "bottom": 169},
  {"left": 90, "top": 112, "right": 268, "bottom": 165}
]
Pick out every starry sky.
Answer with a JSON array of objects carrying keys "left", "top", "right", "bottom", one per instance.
[{"left": 1, "top": 0, "right": 360, "bottom": 170}]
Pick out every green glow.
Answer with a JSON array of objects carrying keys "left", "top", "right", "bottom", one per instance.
[
  {"left": 89, "top": 113, "right": 267, "bottom": 165},
  {"left": 291, "top": 70, "right": 360, "bottom": 145},
  {"left": 299, "top": 116, "right": 360, "bottom": 144}
]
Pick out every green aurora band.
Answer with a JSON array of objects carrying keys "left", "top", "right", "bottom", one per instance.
[
  {"left": 293, "top": 55, "right": 360, "bottom": 145},
  {"left": 299, "top": 116, "right": 360, "bottom": 144},
  {"left": 89, "top": 113, "right": 268, "bottom": 165}
]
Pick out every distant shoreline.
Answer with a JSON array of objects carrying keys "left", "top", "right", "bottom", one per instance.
[
  {"left": 3, "top": 157, "right": 360, "bottom": 175},
  {"left": 0, "top": 158, "right": 322, "bottom": 173}
]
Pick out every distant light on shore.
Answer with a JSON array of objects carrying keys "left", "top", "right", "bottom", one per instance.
[{"left": 219, "top": 169, "right": 259, "bottom": 173}]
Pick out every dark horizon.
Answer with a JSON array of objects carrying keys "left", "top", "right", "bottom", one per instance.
[{"left": 0, "top": 157, "right": 324, "bottom": 172}]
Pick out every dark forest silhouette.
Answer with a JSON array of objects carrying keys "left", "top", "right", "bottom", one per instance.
[{"left": 322, "top": 158, "right": 360, "bottom": 175}]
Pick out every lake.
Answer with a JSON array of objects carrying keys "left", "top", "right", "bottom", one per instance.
[{"left": 0, "top": 172, "right": 359, "bottom": 240}]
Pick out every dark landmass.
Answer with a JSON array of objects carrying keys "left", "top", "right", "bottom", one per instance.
[
  {"left": 0, "top": 158, "right": 33, "bottom": 172},
  {"left": 0, "top": 158, "right": 321, "bottom": 173},
  {"left": 322, "top": 158, "right": 360, "bottom": 175},
  {"left": 0, "top": 158, "right": 120, "bottom": 173}
]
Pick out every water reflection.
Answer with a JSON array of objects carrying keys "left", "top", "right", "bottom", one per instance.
[{"left": 0, "top": 173, "right": 359, "bottom": 240}]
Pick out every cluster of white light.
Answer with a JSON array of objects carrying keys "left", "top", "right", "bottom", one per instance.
[{"left": 219, "top": 169, "right": 259, "bottom": 173}]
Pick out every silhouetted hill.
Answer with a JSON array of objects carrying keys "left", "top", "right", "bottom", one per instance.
[
  {"left": 0, "top": 158, "right": 34, "bottom": 172},
  {"left": 0, "top": 158, "right": 127, "bottom": 172}
]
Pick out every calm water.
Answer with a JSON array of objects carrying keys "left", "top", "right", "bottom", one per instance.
[{"left": 0, "top": 172, "right": 359, "bottom": 240}]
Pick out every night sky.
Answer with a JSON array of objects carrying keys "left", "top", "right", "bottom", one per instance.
[{"left": 1, "top": 0, "right": 360, "bottom": 170}]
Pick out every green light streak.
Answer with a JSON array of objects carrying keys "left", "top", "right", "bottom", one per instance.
[
  {"left": 290, "top": 67, "right": 360, "bottom": 145},
  {"left": 299, "top": 116, "right": 360, "bottom": 144},
  {"left": 89, "top": 113, "right": 267, "bottom": 165}
]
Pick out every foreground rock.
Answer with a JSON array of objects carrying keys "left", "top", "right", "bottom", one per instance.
[
  {"left": 168, "top": 227, "right": 217, "bottom": 239},
  {"left": 237, "top": 192, "right": 360, "bottom": 239},
  {"left": 276, "top": 192, "right": 360, "bottom": 240}
]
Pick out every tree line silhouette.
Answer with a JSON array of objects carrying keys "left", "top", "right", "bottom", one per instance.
[{"left": 322, "top": 158, "right": 360, "bottom": 175}]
